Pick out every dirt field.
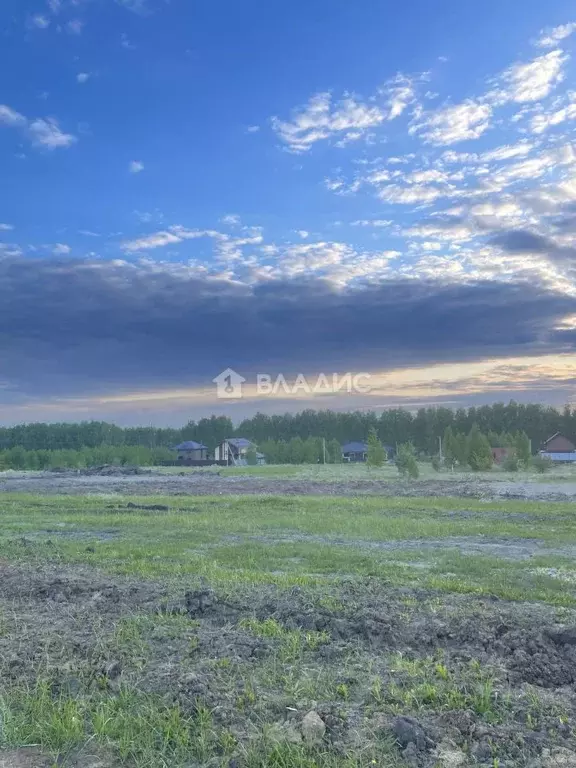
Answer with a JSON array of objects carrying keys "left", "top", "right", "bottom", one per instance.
[
  {"left": 1, "top": 480, "right": 576, "bottom": 767},
  {"left": 3, "top": 466, "right": 576, "bottom": 502}
]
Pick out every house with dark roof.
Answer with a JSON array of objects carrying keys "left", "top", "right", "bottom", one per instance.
[
  {"left": 174, "top": 441, "right": 208, "bottom": 462},
  {"left": 341, "top": 441, "right": 368, "bottom": 462},
  {"left": 341, "top": 441, "right": 395, "bottom": 462},
  {"left": 540, "top": 432, "right": 576, "bottom": 463},
  {"left": 215, "top": 438, "right": 264, "bottom": 465}
]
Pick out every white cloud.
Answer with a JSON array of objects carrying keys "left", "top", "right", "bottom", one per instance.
[
  {"left": 272, "top": 92, "right": 385, "bottom": 153},
  {"left": 494, "top": 50, "right": 567, "bottom": 104},
  {"left": 129, "top": 160, "right": 145, "bottom": 174},
  {"left": 380, "top": 73, "right": 418, "bottom": 120},
  {"left": 66, "top": 19, "right": 84, "bottom": 34},
  {"left": 120, "top": 33, "right": 136, "bottom": 49},
  {"left": 76, "top": 72, "right": 90, "bottom": 84},
  {"left": 531, "top": 96, "right": 576, "bottom": 133},
  {"left": 536, "top": 22, "right": 576, "bottom": 49},
  {"left": 0, "top": 223, "right": 14, "bottom": 231},
  {"left": 412, "top": 100, "right": 492, "bottom": 145},
  {"left": 30, "top": 14, "right": 50, "bottom": 28},
  {"left": 1, "top": 106, "right": 76, "bottom": 150},
  {"left": 481, "top": 141, "right": 534, "bottom": 162},
  {"left": 221, "top": 214, "right": 241, "bottom": 226},
  {"left": 121, "top": 226, "right": 221, "bottom": 253},
  {"left": 53, "top": 243, "right": 71, "bottom": 255},
  {"left": 122, "top": 231, "right": 184, "bottom": 252},
  {"left": 297, "top": 230, "right": 309, "bottom": 238},
  {"left": 351, "top": 219, "right": 393, "bottom": 228},
  {"left": 29, "top": 118, "right": 76, "bottom": 149},
  {"left": 246, "top": 125, "right": 260, "bottom": 133},
  {"left": 0, "top": 105, "right": 27, "bottom": 128},
  {"left": 117, "top": 0, "right": 150, "bottom": 14}
]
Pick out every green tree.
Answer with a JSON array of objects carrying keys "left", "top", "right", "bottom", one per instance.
[
  {"left": 245, "top": 446, "right": 258, "bottom": 466},
  {"left": 328, "top": 438, "right": 343, "bottom": 464},
  {"left": 515, "top": 431, "right": 531, "bottom": 466},
  {"left": 396, "top": 443, "right": 419, "bottom": 479},
  {"left": 467, "top": 425, "right": 493, "bottom": 471},
  {"left": 502, "top": 453, "right": 520, "bottom": 472},
  {"left": 453, "top": 433, "right": 469, "bottom": 467},
  {"left": 366, "top": 428, "right": 385, "bottom": 468}
]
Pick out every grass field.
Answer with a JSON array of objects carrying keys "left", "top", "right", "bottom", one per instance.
[
  {"left": 1, "top": 492, "right": 576, "bottom": 767},
  {"left": 157, "top": 460, "right": 576, "bottom": 484}
]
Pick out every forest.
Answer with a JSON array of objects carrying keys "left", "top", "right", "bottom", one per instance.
[{"left": 0, "top": 402, "right": 573, "bottom": 454}]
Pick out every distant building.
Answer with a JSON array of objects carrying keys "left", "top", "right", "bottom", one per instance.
[
  {"left": 540, "top": 432, "right": 576, "bottom": 463},
  {"left": 174, "top": 441, "right": 208, "bottom": 462},
  {"left": 491, "top": 447, "right": 511, "bottom": 464},
  {"left": 341, "top": 441, "right": 395, "bottom": 462},
  {"left": 342, "top": 441, "right": 368, "bottom": 462},
  {"left": 215, "top": 438, "right": 264, "bottom": 465}
]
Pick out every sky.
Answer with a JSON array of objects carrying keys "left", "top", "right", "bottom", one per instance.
[{"left": 2, "top": 0, "right": 576, "bottom": 425}]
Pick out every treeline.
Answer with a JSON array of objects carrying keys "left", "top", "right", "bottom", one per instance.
[
  {"left": 0, "top": 445, "right": 174, "bottom": 471},
  {"left": 259, "top": 438, "right": 343, "bottom": 465},
  {"left": 0, "top": 416, "right": 234, "bottom": 452},
  {"left": 237, "top": 403, "right": 576, "bottom": 454},
  {"left": 0, "top": 402, "right": 574, "bottom": 457}
]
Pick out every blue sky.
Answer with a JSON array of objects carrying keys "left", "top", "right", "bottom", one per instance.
[{"left": 1, "top": 0, "right": 576, "bottom": 424}]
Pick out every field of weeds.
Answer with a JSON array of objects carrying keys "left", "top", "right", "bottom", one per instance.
[{"left": 1, "top": 493, "right": 576, "bottom": 767}]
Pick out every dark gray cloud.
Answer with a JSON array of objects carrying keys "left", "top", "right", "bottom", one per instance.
[
  {"left": 0, "top": 254, "right": 574, "bottom": 401},
  {"left": 490, "top": 230, "right": 552, "bottom": 253}
]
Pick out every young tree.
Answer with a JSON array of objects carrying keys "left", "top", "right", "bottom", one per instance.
[
  {"left": 467, "top": 425, "right": 493, "bottom": 471},
  {"left": 453, "top": 433, "right": 469, "bottom": 468},
  {"left": 515, "top": 431, "right": 531, "bottom": 466},
  {"left": 366, "top": 428, "right": 385, "bottom": 468},
  {"left": 443, "top": 426, "right": 458, "bottom": 469},
  {"left": 328, "top": 438, "right": 343, "bottom": 464},
  {"left": 245, "top": 446, "right": 258, "bottom": 466},
  {"left": 396, "top": 443, "right": 419, "bottom": 479}
]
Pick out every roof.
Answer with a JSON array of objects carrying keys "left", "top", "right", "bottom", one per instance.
[
  {"left": 225, "top": 437, "right": 254, "bottom": 448},
  {"left": 543, "top": 432, "right": 576, "bottom": 450},
  {"left": 341, "top": 441, "right": 368, "bottom": 453},
  {"left": 175, "top": 441, "right": 207, "bottom": 450}
]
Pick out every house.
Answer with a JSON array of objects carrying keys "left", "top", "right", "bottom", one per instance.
[
  {"left": 491, "top": 447, "right": 511, "bottom": 464},
  {"left": 174, "top": 441, "right": 208, "bottom": 462},
  {"left": 341, "top": 441, "right": 395, "bottom": 462},
  {"left": 342, "top": 441, "right": 368, "bottom": 462},
  {"left": 215, "top": 438, "right": 263, "bottom": 465},
  {"left": 540, "top": 432, "right": 576, "bottom": 463}
]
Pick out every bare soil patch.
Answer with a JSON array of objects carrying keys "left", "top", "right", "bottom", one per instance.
[
  {"left": 3, "top": 471, "right": 576, "bottom": 502},
  {"left": 2, "top": 562, "right": 576, "bottom": 765}
]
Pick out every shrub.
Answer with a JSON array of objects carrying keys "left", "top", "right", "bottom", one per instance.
[
  {"left": 532, "top": 455, "right": 553, "bottom": 474},
  {"left": 502, "top": 454, "right": 520, "bottom": 472}
]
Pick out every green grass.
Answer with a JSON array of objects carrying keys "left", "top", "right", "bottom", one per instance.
[
  {"left": 1, "top": 492, "right": 576, "bottom": 766},
  {"left": 2, "top": 492, "right": 576, "bottom": 603}
]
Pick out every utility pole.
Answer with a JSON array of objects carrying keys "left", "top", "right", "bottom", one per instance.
[
  {"left": 322, "top": 438, "right": 326, "bottom": 464},
  {"left": 438, "top": 435, "right": 443, "bottom": 461}
]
